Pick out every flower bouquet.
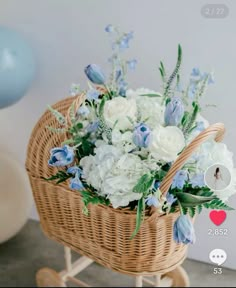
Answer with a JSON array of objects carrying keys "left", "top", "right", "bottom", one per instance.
[
  {"left": 24, "top": 25, "right": 235, "bottom": 278},
  {"left": 44, "top": 25, "right": 235, "bottom": 246}
]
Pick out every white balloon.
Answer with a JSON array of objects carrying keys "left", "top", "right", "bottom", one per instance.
[{"left": 0, "top": 153, "right": 32, "bottom": 243}]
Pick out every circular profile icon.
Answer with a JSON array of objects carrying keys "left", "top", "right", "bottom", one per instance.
[{"left": 204, "top": 164, "right": 231, "bottom": 191}]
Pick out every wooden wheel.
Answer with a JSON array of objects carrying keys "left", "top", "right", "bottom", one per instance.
[
  {"left": 36, "top": 268, "right": 66, "bottom": 287},
  {"left": 162, "top": 266, "right": 190, "bottom": 287}
]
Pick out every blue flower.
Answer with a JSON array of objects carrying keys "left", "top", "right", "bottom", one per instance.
[
  {"left": 119, "top": 31, "right": 133, "bottom": 50},
  {"left": 127, "top": 59, "right": 137, "bottom": 70},
  {"left": 191, "top": 67, "right": 201, "bottom": 77},
  {"left": 171, "top": 170, "right": 188, "bottom": 189},
  {"left": 67, "top": 166, "right": 82, "bottom": 176},
  {"left": 48, "top": 145, "right": 74, "bottom": 167},
  {"left": 188, "top": 82, "right": 197, "bottom": 99},
  {"left": 153, "top": 180, "right": 160, "bottom": 190},
  {"left": 190, "top": 173, "right": 205, "bottom": 188},
  {"left": 145, "top": 194, "right": 159, "bottom": 207},
  {"left": 69, "top": 175, "right": 84, "bottom": 190},
  {"left": 195, "top": 121, "right": 205, "bottom": 131},
  {"left": 105, "top": 24, "right": 114, "bottom": 33},
  {"left": 84, "top": 64, "right": 106, "bottom": 85},
  {"left": 201, "top": 72, "right": 214, "bottom": 84},
  {"left": 117, "top": 78, "right": 128, "bottom": 96},
  {"left": 77, "top": 106, "right": 90, "bottom": 116},
  {"left": 166, "top": 192, "right": 177, "bottom": 205},
  {"left": 86, "top": 89, "right": 100, "bottom": 101},
  {"left": 86, "top": 121, "right": 99, "bottom": 133},
  {"left": 164, "top": 96, "right": 184, "bottom": 126},
  {"left": 173, "top": 215, "right": 196, "bottom": 244},
  {"left": 133, "top": 123, "right": 151, "bottom": 148}
]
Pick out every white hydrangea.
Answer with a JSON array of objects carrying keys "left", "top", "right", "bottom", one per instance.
[
  {"left": 80, "top": 143, "right": 151, "bottom": 208},
  {"left": 126, "top": 88, "right": 164, "bottom": 129}
]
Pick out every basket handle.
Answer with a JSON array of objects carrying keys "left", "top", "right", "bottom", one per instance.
[{"left": 150, "top": 122, "right": 225, "bottom": 215}]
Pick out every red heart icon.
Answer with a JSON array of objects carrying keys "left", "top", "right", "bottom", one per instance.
[{"left": 209, "top": 210, "right": 227, "bottom": 226}]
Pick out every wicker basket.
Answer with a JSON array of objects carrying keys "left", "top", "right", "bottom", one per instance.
[{"left": 25, "top": 96, "right": 225, "bottom": 276}]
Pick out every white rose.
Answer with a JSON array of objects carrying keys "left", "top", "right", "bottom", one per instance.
[
  {"left": 149, "top": 126, "right": 185, "bottom": 161},
  {"left": 103, "top": 96, "right": 137, "bottom": 130}
]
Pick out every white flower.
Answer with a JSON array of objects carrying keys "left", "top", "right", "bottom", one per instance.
[
  {"left": 80, "top": 144, "right": 149, "bottom": 208},
  {"left": 126, "top": 88, "right": 161, "bottom": 101},
  {"left": 80, "top": 145, "right": 122, "bottom": 190},
  {"left": 111, "top": 129, "right": 136, "bottom": 153},
  {"left": 137, "top": 97, "right": 164, "bottom": 128},
  {"left": 126, "top": 88, "right": 164, "bottom": 129},
  {"left": 101, "top": 154, "right": 147, "bottom": 208},
  {"left": 103, "top": 96, "right": 137, "bottom": 130},
  {"left": 192, "top": 140, "right": 234, "bottom": 172},
  {"left": 149, "top": 126, "right": 185, "bottom": 161}
]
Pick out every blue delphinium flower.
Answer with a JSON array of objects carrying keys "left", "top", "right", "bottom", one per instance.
[
  {"left": 201, "top": 72, "right": 214, "bottom": 84},
  {"left": 145, "top": 194, "right": 159, "bottom": 207},
  {"left": 173, "top": 215, "right": 196, "bottom": 244},
  {"left": 188, "top": 82, "right": 197, "bottom": 99},
  {"left": 48, "top": 145, "right": 74, "bottom": 167},
  {"left": 133, "top": 123, "right": 151, "bottom": 148},
  {"left": 166, "top": 192, "right": 177, "bottom": 205},
  {"left": 105, "top": 24, "right": 114, "bottom": 33},
  {"left": 69, "top": 175, "right": 84, "bottom": 190},
  {"left": 164, "top": 96, "right": 184, "bottom": 126},
  {"left": 67, "top": 166, "right": 82, "bottom": 176},
  {"left": 119, "top": 31, "right": 134, "bottom": 50},
  {"left": 118, "top": 79, "right": 128, "bottom": 96},
  {"left": 77, "top": 106, "right": 90, "bottom": 116},
  {"left": 86, "top": 121, "right": 99, "bottom": 133},
  {"left": 171, "top": 170, "right": 188, "bottom": 189},
  {"left": 190, "top": 173, "right": 205, "bottom": 188},
  {"left": 86, "top": 89, "right": 100, "bottom": 101},
  {"left": 195, "top": 121, "right": 205, "bottom": 131},
  {"left": 127, "top": 59, "right": 137, "bottom": 70},
  {"left": 191, "top": 67, "right": 201, "bottom": 77},
  {"left": 84, "top": 64, "right": 106, "bottom": 85}
]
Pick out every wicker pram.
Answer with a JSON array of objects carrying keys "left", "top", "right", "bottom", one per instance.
[{"left": 25, "top": 96, "right": 225, "bottom": 287}]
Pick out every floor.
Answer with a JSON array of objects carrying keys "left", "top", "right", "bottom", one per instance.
[{"left": 0, "top": 220, "right": 235, "bottom": 287}]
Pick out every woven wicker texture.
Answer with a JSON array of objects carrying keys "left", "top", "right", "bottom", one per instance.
[{"left": 25, "top": 96, "right": 225, "bottom": 275}]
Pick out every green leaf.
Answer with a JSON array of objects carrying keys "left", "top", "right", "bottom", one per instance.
[
  {"left": 130, "top": 197, "right": 145, "bottom": 239},
  {"left": 163, "top": 44, "right": 182, "bottom": 98},
  {"left": 203, "top": 198, "right": 234, "bottom": 211},
  {"left": 47, "top": 105, "right": 66, "bottom": 125},
  {"left": 176, "top": 192, "right": 216, "bottom": 207},
  {"left": 196, "top": 205, "right": 203, "bottom": 214},
  {"left": 140, "top": 93, "right": 162, "bottom": 97},
  {"left": 188, "top": 207, "right": 196, "bottom": 218},
  {"left": 133, "top": 174, "right": 154, "bottom": 194}
]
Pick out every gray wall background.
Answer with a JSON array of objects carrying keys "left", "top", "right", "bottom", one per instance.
[{"left": 0, "top": 0, "right": 236, "bottom": 269}]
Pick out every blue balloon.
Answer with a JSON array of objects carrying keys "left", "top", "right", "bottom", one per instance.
[{"left": 0, "top": 27, "right": 35, "bottom": 109}]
